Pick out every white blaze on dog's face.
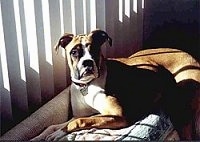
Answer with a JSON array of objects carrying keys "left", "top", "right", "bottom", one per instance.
[
  {"left": 55, "top": 30, "right": 112, "bottom": 85},
  {"left": 69, "top": 36, "right": 98, "bottom": 84}
]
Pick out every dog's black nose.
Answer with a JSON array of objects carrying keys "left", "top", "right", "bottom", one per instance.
[{"left": 83, "top": 60, "right": 94, "bottom": 68}]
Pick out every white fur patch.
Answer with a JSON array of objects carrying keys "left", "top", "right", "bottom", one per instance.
[
  {"left": 84, "top": 84, "right": 107, "bottom": 113},
  {"left": 78, "top": 48, "right": 93, "bottom": 69}
]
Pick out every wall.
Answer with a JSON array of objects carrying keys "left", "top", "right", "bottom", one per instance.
[{"left": 143, "top": 0, "right": 200, "bottom": 60}]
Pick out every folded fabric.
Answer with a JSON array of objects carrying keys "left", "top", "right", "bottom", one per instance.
[{"left": 60, "top": 110, "right": 174, "bottom": 141}]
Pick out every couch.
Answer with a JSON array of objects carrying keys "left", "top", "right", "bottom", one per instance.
[
  {"left": 0, "top": 85, "right": 179, "bottom": 141},
  {"left": 0, "top": 87, "right": 70, "bottom": 141}
]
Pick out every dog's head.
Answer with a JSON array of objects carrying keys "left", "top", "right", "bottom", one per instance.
[{"left": 55, "top": 29, "right": 112, "bottom": 85}]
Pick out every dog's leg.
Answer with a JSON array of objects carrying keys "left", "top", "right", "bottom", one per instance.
[
  {"left": 46, "top": 114, "right": 127, "bottom": 141},
  {"left": 45, "top": 95, "right": 128, "bottom": 141},
  {"left": 30, "top": 118, "right": 75, "bottom": 141},
  {"left": 30, "top": 123, "right": 66, "bottom": 141}
]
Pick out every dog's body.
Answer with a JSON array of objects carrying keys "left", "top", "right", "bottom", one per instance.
[{"left": 32, "top": 30, "right": 200, "bottom": 141}]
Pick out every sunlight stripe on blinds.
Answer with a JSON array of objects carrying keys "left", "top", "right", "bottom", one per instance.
[
  {"left": 133, "top": 0, "right": 137, "bottom": 13},
  {"left": 71, "top": 0, "right": 76, "bottom": 34},
  {"left": 83, "top": 0, "right": 87, "bottom": 34},
  {"left": 13, "top": 0, "right": 26, "bottom": 81},
  {"left": 119, "top": 0, "right": 123, "bottom": 22},
  {"left": 0, "top": 4, "right": 10, "bottom": 91},
  {"left": 23, "top": 0, "right": 39, "bottom": 73},
  {"left": 142, "top": 0, "right": 144, "bottom": 9},
  {"left": 42, "top": 0, "right": 53, "bottom": 65},
  {"left": 125, "top": 0, "right": 130, "bottom": 17},
  {"left": 90, "top": 0, "right": 96, "bottom": 31}
]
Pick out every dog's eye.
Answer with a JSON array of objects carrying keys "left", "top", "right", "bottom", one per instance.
[
  {"left": 70, "top": 49, "right": 79, "bottom": 57},
  {"left": 85, "top": 43, "right": 91, "bottom": 47}
]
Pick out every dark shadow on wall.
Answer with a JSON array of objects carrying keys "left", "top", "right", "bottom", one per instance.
[
  {"left": 1, "top": 88, "right": 13, "bottom": 136},
  {"left": 143, "top": 0, "right": 200, "bottom": 60},
  {"left": 105, "top": 0, "right": 144, "bottom": 58},
  {"left": 1, "top": 85, "right": 28, "bottom": 135}
]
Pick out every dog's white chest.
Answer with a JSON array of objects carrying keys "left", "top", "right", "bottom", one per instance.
[
  {"left": 84, "top": 84, "right": 107, "bottom": 110},
  {"left": 71, "top": 84, "right": 98, "bottom": 117}
]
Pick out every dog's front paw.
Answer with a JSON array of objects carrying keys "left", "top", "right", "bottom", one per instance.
[
  {"left": 46, "top": 129, "right": 67, "bottom": 141},
  {"left": 30, "top": 135, "right": 45, "bottom": 141}
]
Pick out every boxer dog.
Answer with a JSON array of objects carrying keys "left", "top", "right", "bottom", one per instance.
[{"left": 31, "top": 29, "right": 200, "bottom": 141}]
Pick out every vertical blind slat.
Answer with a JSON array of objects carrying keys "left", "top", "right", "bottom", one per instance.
[
  {"left": 90, "top": 0, "right": 96, "bottom": 31},
  {"left": 49, "top": 0, "right": 67, "bottom": 95},
  {"left": 23, "top": 0, "right": 42, "bottom": 110},
  {"left": 0, "top": 1, "right": 13, "bottom": 134},
  {"left": 74, "top": 0, "right": 84, "bottom": 34},
  {"left": 34, "top": 0, "right": 55, "bottom": 103},
  {"left": 96, "top": 0, "right": 106, "bottom": 30},
  {"left": 137, "top": 0, "right": 144, "bottom": 49},
  {"left": 85, "top": 0, "right": 91, "bottom": 34},
  {"left": 62, "top": 0, "right": 72, "bottom": 33}
]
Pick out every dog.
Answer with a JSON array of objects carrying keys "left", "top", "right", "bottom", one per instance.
[{"left": 31, "top": 29, "right": 200, "bottom": 141}]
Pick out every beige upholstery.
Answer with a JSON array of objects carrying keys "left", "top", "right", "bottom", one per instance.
[
  {"left": 0, "top": 86, "right": 71, "bottom": 141},
  {"left": 0, "top": 85, "right": 180, "bottom": 141}
]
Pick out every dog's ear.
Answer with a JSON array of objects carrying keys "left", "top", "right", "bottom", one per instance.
[
  {"left": 55, "top": 33, "right": 74, "bottom": 53},
  {"left": 89, "top": 29, "right": 112, "bottom": 47}
]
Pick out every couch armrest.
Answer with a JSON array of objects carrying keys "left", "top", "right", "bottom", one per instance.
[{"left": 0, "top": 86, "right": 71, "bottom": 141}]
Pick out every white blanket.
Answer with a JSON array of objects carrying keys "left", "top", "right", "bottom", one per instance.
[{"left": 60, "top": 111, "right": 174, "bottom": 141}]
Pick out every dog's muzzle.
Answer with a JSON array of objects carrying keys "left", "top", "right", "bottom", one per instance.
[
  {"left": 72, "top": 58, "right": 98, "bottom": 86},
  {"left": 80, "top": 60, "right": 94, "bottom": 78}
]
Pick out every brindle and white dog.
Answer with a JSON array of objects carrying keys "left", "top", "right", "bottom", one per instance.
[{"left": 32, "top": 30, "right": 200, "bottom": 141}]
